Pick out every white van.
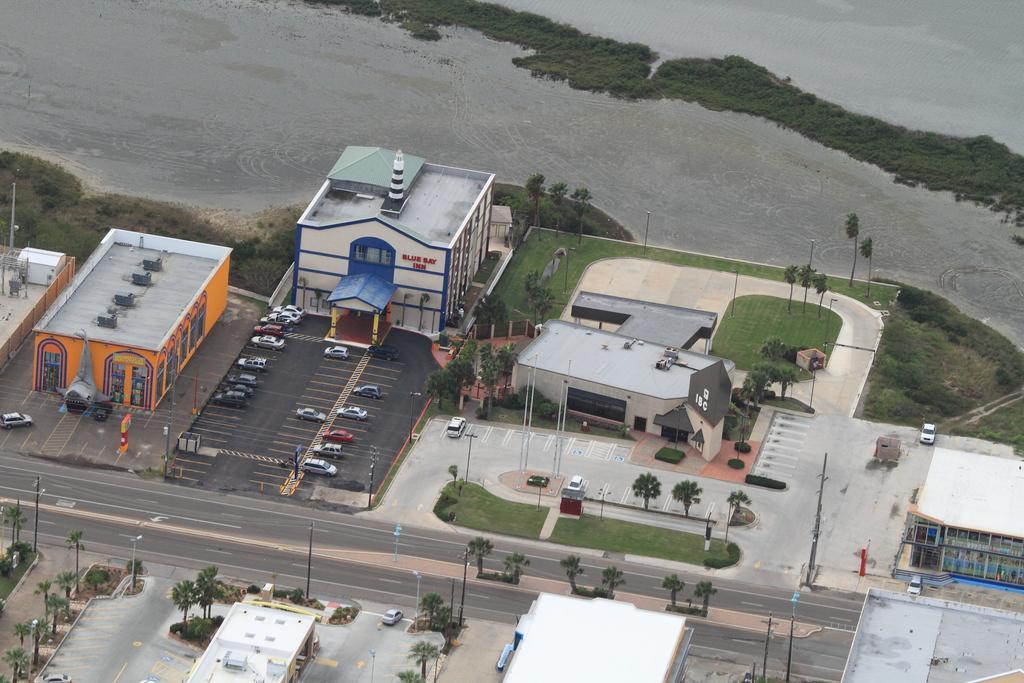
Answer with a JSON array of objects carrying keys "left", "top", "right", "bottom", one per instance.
[
  {"left": 446, "top": 417, "right": 467, "bottom": 438},
  {"left": 907, "top": 576, "right": 922, "bottom": 596},
  {"left": 313, "top": 443, "right": 344, "bottom": 458}
]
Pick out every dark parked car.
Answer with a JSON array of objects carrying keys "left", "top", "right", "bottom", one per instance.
[
  {"left": 211, "top": 392, "right": 247, "bottom": 408},
  {"left": 226, "top": 373, "right": 259, "bottom": 387},
  {"left": 221, "top": 383, "right": 254, "bottom": 398},
  {"left": 367, "top": 345, "right": 399, "bottom": 361},
  {"left": 353, "top": 384, "right": 383, "bottom": 400}
]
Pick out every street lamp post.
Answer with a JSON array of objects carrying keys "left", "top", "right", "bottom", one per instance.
[
  {"left": 408, "top": 392, "right": 423, "bottom": 442},
  {"left": 31, "top": 618, "right": 40, "bottom": 666},
  {"left": 599, "top": 483, "right": 610, "bottom": 519},
  {"left": 730, "top": 268, "right": 739, "bottom": 315},
  {"left": 129, "top": 534, "right": 142, "bottom": 591},
  {"left": 809, "top": 239, "right": 816, "bottom": 269},
  {"left": 369, "top": 649, "right": 376, "bottom": 683},
  {"left": 413, "top": 570, "right": 422, "bottom": 628},
  {"left": 305, "top": 521, "right": 314, "bottom": 599},
  {"left": 33, "top": 477, "right": 44, "bottom": 553},
  {"left": 786, "top": 591, "right": 800, "bottom": 682},
  {"left": 458, "top": 547, "right": 469, "bottom": 628},
  {"left": 393, "top": 523, "right": 402, "bottom": 563},
  {"left": 367, "top": 446, "right": 378, "bottom": 509},
  {"left": 825, "top": 297, "right": 838, "bottom": 351},
  {"left": 462, "top": 433, "right": 478, "bottom": 495}
]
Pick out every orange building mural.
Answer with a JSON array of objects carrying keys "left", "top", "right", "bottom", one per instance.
[{"left": 32, "top": 229, "right": 231, "bottom": 411}]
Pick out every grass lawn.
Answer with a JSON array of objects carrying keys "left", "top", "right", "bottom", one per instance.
[
  {"left": 0, "top": 550, "right": 37, "bottom": 600},
  {"left": 949, "top": 397, "right": 1024, "bottom": 454},
  {"left": 471, "top": 251, "right": 502, "bottom": 284},
  {"left": 548, "top": 515, "right": 734, "bottom": 567},
  {"left": 493, "top": 231, "right": 892, "bottom": 321},
  {"left": 712, "top": 295, "right": 841, "bottom": 372},
  {"left": 433, "top": 482, "right": 548, "bottom": 539}
]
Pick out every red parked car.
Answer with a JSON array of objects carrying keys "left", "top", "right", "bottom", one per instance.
[
  {"left": 253, "top": 324, "right": 286, "bottom": 337},
  {"left": 323, "top": 428, "right": 355, "bottom": 444}
]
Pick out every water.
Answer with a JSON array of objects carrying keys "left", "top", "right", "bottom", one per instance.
[
  {"left": 496, "top": 0, "right": 1024, "bottom": 153},
  {"left": 0, "top": 0, "right": 1021, "bottom": 345}
]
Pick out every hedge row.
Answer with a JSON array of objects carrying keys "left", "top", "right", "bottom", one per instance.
[
  {"left": 703, "top": 542, "right": 741, "bottom": 569},
  {"left": 744, "top": 474, "right": 786, "bottom": 490}
]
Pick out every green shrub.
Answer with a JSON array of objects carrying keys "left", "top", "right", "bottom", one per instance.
[
  {"left": 571, "top": 586, "right": 608, "bottom": 598},
  {"left": 654, "top": 447, "right": 685, "bottom": 464},
  {"left": 734, "top": 441, "right": 752, "bottom": 453},
  {"left": 703, "top": 542, "right": 741, "bottom": 568},
  {"left": 727, "top": 458, "right": 746, "bottom": 470},
  {"left": 744, "top": 474, "right": 786, "bottom": 490},
  {"left": 0, "top": 557, "right": 12, "bottom": 577},
  {"left": 10, "top": 541, "right": 32, "bottom": 559},
  {"left": 85, "top": 567, "right": 110, "bottom": 587},
  {"left": 288, "top": 587, "right": 305, "bottom": 604},
  {"left": 169, "top": 622, "right": 183, "bottom": 635},
  {"left": 185, "top": 618, "right": 214, "bottom": 641},
  {"left": 246, "top": 584, "right": 261, "bottom": 594}
]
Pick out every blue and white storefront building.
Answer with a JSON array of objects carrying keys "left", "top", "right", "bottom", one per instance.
[{"left": 293, "top": 146, "right": 494, "bottom": 341}]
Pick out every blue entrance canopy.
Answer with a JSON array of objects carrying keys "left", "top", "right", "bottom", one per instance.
[{"left": 327, "top": 272, "right": 397, "bottom": 313}]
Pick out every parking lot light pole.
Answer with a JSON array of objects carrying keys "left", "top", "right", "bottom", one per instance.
[
  {"left": 369, "top": 649, "right": 376, "bottom": 683},
  {"left": 408, "top": 391, "right": 422, "bottom": 442},
  {"left": 462, "top": 433, "right": 478, "bottom": 495}
]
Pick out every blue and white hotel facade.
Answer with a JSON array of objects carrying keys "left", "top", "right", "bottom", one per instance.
[{"left": 292, "top": 146, "right": 494, "bottom": 341}]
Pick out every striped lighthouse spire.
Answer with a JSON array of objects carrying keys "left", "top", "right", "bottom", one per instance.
[{"left": 388, "top": 150, "right": 405, "bottom": 202}]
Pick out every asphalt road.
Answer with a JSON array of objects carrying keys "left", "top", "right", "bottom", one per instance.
[{"left": 0, "top": 452, "right": 857, "bottom": 679}]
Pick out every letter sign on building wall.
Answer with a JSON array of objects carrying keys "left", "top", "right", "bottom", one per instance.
[{"left": 402, "top": 254, "right": 438, "bottom": 271}]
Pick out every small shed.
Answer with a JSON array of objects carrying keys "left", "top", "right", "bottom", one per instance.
[
  {"left": 874, "top": 436, "right": 901, "bottom": 461},
  {"left": 560, "top": 485, "right": 584, "bottom": 516},
  {"left": 490, "top": 205, "right": 513, "bottom": 242},
  {"left": 18, "top": 247, "right": 66, "bottom": 285},
  {"left": 797, "top": 348, "right": 827, "bottom": 372}
]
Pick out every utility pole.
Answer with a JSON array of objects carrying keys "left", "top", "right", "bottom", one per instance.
[
  {"left": 808, "top": 239, "right": 815, "bottom": 269},
  {"left": 164, "top": 369, "right": 176, "bottom": 478},
  {"left": 462, "top": 433, "right": 478, "bottom": 494},
  {"left": 807, "top": 453, "right": 829, "bottom": 585},
  {"left": 367, "top": 447, "right": 378, "bottom": 509},
  {"left": 762, "top": 612, "right": 773, "bottom": 680},
  {"left": 458, "top": 547, "right": 469, "bottom": 627},
  {"left": 33, "top": 477, "right": 43, "bottom": 553},
  {"left": 786, "top": 592, "right": 800, "bottom": 682},
  {"left": 305, "top": 521, "right": 314, "bottom": 598},
  {"left": 129, "top": 534, "right": 142, "bottom": 591}
]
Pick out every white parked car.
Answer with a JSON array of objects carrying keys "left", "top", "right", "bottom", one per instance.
[
  {"left": 920, "top": 423, "right": 936, "bottom": 445},
  {"left": 301, "top": 458, "right": 337, "bottom": 477},
  {"left": 295, "top": 407, "right": 327, "bottom": 422},
  {"left": 907, "top": 575, "right": 922, "bottom": 596},
  {"left": 335, "top": 405, "right": 368, "bottom": 421},
  {"left": 446, "top": 417, "right": 467, "bottom": 438},
  {"left": 381, "top": 608, "right": 404, "bottom": 625},
  {"left": 251, "top": 335, "right": 286, "bottom": 351},
  {"left": 565, "top": 474, "right": 585, "bottom": 492},
  {"left": 323, "top": 345, "right": 350, "bottom": 360},
  {"left": 273, "top": 305, "right": 306, "bottom": 319},
  {"left": 1, "top": 412, "right": 33, "bottom": 429}
]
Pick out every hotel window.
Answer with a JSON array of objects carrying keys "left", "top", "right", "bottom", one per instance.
[{"left": 354, "top": 245, "right": 393, "bottom": 265}]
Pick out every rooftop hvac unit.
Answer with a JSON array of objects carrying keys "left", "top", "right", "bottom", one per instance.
[
  {"left": 222, "top": 651, "right": 247, "bottom": 671},
  {"left": 97, "top": 313, "right": 118, "bottom": 329},
  {"left": 663, "top": 347, "right": 679, "bottom": 360},
  {"left": 131, "top": 272, "right": 152, "bottom": 286},
  {"left": 113, "top": 292, "right": 135, "bottom": 307},
  {"left": 142, "top": 257, "right": 162, "bottom": 272},
  {"left": 655, "top": 358, "right": 672, "bottom": 371}
]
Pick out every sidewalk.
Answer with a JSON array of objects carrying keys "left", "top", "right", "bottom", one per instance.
[{"left": 0, "top": 545, "right": 79, "bottom": 654}]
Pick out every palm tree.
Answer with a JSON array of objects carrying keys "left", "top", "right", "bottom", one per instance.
[
  {"left": 725, "top": 490, "right": 752, "bottom": 543},
  {"left": 447, "top": 464, "right": 458, "bottom": 484},
  {"left": 467, "top": 537, "right": 493, "bottom": 575},
  {"left": 860, "top": 236, "right": 874, "bottom": 297},
  {"left": 845, "top": 212, "right": 860, "bottom": 286},
  {"left": 503, "top": 552, "right": 530, "bottom": 584},
  {"left": 758, "top": 336, "right": 787, "bottom": 362},
  {"left": 171, "top": 579, "right": 198, "bottom": 627},
  {"left": 44, "top": 594, "right": 68, "bottom": 635},
  {"left": 12, "top": 623, "right": 30, "bottom": 649},
  {"left": 65, "top": 530, "right": 84, "bottom": 592},
  {"left": 528, "top": 286, "right": 555, "bottom": 324},
  {"left": 2, "top": 648, "right": 28, "bottom": 682},
  {"left": 671, "top": 480, "right": 703, "bottom": 517},
  {"left": 525, "top": 173, "right": 546, "bottom": 228},
  {"left": 798, "top": 265, "right": 815, "bottom": 313},
  {"left": 631, "top": 472, "right": 662, "bottom": 511},
  {"left": 496, "top": 344, "right": 517, "bottom": 382},
  {"left": 397, "top": 671, "right": 425, "bottom": 683},
  {"left": 694, "top": 580, "right": 717, "bottom": 617},
  {"left": 570, "top": 187, "right": 592, "bottom": 244},
  {"left": 56, "top": 571, "right": 77, "bottom": 599},
  {"left": 34, "top": 581, "right": 51, "bottom": 613},
  {"left": 419, "top": 592, "right": 444, "bottom": 629},
  {"left": 408, "top": 641, "right": 440, "bottom": 680},
  {"left": 783, "top": 265, "right": 799, "bottom": 313},
  {"left": 662, "top": 574, "right": 685, "bottom": 608},
  {"left": 548, "top": 182, "right": 568, "bottom": 232},
  {"left": 560, "top": 555, "right": 584, "bottom": 592},
  {"left": 601, "top": 566, "right": 625, "bottom": 599},
  {"left": 418, "top": 293, "right": 430, "bottom": 332},
  {"left": 2, "top": 504, "right": 25, "bottom": 547},
  {"left": 195, "top": 566, "right": 223, "bottom": 620},
  {"left": 813, "top": 272, "right": 830, "bottom": 319},
  {"left": 474, "top": 295, "right": 507, "bottom": 330}
]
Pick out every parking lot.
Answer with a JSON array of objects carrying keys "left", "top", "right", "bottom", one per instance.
[{"left": 177, "top": 317, "right": 434, "bottom": 501}]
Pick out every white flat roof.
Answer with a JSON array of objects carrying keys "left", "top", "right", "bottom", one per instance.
[
  {"left": 843, "top": 589, "right": 1024, "bottom": 683},
  {"left": 187, "top": 603, "right": 313, "bottom": 683},
  {"left": 505, "top": 594, "right": 686, "bottom": 683},
  {"left": 35, "top": 229, "right": 230, "bottom": 350},
  {"left": 19, "top": 246, "right": 64, "bottom": 266},
  {"left": 518, "top": 320, "right": 733, "bottom": 400},
  {"left": 915, "top": 448, "right": 1024, "bottom": 538}
]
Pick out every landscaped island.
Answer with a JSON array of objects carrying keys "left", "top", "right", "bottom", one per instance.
[{"left": 315, "top": 0, "right": 1024, "bottom": 230}]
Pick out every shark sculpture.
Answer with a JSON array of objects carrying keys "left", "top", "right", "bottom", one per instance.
[{"left": 63, "top": 329, "right": 111, "bottom": 412}]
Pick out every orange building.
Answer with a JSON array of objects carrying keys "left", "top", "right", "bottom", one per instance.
[{"left": 32, "top": 228, "right": 231, "bottom": 411}]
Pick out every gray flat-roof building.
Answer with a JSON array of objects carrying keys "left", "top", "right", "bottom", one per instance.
[
  {"left": 294, "top": 146, "right": 494, "bottom": 339},
  {"left": 843, "top": 589, "right": 1024, "bottom": 683},
  {"left": 570, "top": 291, "right": 717, "bottom": 351},
  {"left": 514, "top": 320, "right": 734, "bottom": 459}
]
